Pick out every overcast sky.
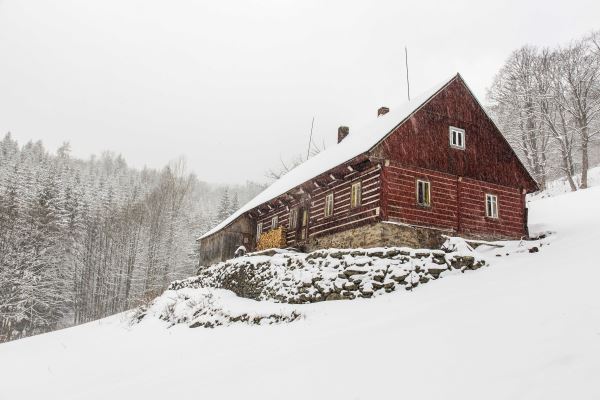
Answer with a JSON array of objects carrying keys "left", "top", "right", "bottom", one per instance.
[{"left": 0, "top": 0, "right": 598, "bottom": 183}]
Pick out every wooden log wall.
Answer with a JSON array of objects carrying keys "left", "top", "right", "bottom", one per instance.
[
  {"left": 254, "top": 197, "right": 301, "bottom": 247},
  {"left": 382, "top": 161, "right": 527, "bottom": 239},
  {"left": 307, "top": 164, "right": 381, "bottom": 238},
  {"left": 382, "top": 162, "right": 457, "bottom": 231},
  {"left": 458, "top": 177, "right": 526, "bottom": 238},
  {"left": 372, "top": 76, "right": 538, "bottom": 193},
  {"left": 253, "top": 163, "right": 382, "bottom": 248}
]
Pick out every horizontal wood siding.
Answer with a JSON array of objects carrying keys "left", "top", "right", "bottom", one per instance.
[
  {"left": 308, "top": 165, "right": 381, "bottom": 238},
  {"left": 384, "top": 163, "right": 457, "bottom": 231},
  {"left": 253, "top": 164, "right": 382, "bottom": 246},
  {"left": 458, "top": 178, "right": 526, "bottom": 238},
  {"left": 383, "top": 162, "right": 527, "bottom": 239},
  {"left": 372, "top": 77, "right": 537, "bottom": 193}
]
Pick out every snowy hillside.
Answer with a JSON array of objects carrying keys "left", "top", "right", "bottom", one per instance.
[
  {"left": 1, "top": 187, "right": 599, "bottom": 400},
  {"left": 528, "top": 165, "right": 600, "bottom": 200}
]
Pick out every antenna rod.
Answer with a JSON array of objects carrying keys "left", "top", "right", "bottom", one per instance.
[
  {"left": 306, "top": 116, "right": 315, "bottom": 160},
  {"left": 405, "top": 46, "right": 411, "bottom": 101}
]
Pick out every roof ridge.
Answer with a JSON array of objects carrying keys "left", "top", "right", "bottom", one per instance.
[{"left": 199, "top": 74, "right": 459, "bottom": 240}]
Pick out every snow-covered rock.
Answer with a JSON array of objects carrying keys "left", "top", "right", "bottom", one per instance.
[
  {"left": 168, "top": 240, "right": 491, "bottom": 306},
  {"left": 134, "top": 288, "right": 301, "bottom": 328}
]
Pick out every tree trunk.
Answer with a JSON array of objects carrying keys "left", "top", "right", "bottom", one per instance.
[{"left": 580, "top": 135, "right": 589, "bottom": 189}]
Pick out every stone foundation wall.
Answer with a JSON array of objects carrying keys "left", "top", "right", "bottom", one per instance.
[{"left": 307, "top": 221, "right": 447, "bottom": 252}]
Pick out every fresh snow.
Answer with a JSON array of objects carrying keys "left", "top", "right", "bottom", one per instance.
[
  {"left": 1, "top": 187, "right": 600, "bottom": 399},
  {"left": 137, "top": 287, "right": 302, "bottom": 328},
  {"left": 528, "top": 166, "right": 600, "bottom": 200},
  {"left": 200, "top": 74, "right": 459, "bottom": 239}
]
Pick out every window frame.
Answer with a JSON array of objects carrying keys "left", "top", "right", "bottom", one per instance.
[
  {"left": 271, "top": 215, "right": 278, "bottom": 229},
  {"left": 301, "top": 209, "right": 308, "bottom": 227},
  {"left": 256, "top": 222, "right": 263, "bottom": 242},
  {"left": 288, "top": 208, "right": 298, "bottom": 229},
  {"left": 416, "top": 179, "right": 431, "bottom": 207},
  {"left": 324, "top": 192, "right": 334, "bottom": 218},
  {"left": 485, "top": 193, "right": 499, "bottom": 219},
  {"left": 449, "top": 126, "right": 466, "bottom": 150},
  {"left": 350, "top": 181, "right": 362, "bottom": 208}
]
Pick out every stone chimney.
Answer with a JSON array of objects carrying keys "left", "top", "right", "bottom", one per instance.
[
  {"left": 377, "top": 106, "right": 389, "bottom": 117},
  {"left": 337, "top": 126, "right": 349, "bottom": 143}
]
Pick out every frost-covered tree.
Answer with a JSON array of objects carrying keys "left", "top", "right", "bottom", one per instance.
[
  {"left": 216, "top": 188, "right": 231, "bottom": 223},
  {"left": 0, "top": 134, "right": 263, "bottom": 342},
  {"left": 230, "top": 192, "right": 239, "bottom": 214}
]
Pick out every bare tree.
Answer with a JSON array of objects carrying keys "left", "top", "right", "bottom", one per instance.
[
  {"left": 488, "top": 46, "right": 551, "bottom": 189},
  {"left": 535, "top": 49, "right": 578, "bottom": 190},
  {"left": 554, "top": 36, "right": 600, "bottom": 188},
  {"left": 488, "top": 32, "right": 600, "bottom": 191}
]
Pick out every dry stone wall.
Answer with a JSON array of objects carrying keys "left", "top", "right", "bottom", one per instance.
[{"left": 172, "top": 243, "right": 487, "bottom": 304}]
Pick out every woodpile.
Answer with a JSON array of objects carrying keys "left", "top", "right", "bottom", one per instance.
[{"left": 256, "top": 227, "right": 287, "bottom": 251}]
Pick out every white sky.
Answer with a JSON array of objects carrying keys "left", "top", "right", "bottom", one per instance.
[{"left": 1, "top": 0, "right": 598, "bottom": 183}]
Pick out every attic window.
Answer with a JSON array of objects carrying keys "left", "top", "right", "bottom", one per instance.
[
  {"left": 486, "top": 194, "right": 499, "bottom": 218},
  {"left": 449, "top": 126, "right": 465, "bottom": 149}
]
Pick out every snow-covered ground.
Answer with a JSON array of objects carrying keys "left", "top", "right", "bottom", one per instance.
[
  {"left": 1, "top": 187, "right": 599, "bottom": 400},
  {"left": 528, "top": 165, "right": 600, "bottom": 200}
]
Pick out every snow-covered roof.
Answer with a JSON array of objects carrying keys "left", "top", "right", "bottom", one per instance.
[{"left": 200, "top": 74, "right": 459, "bottom": 240}]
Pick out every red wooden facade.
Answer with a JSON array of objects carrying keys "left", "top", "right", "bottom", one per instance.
[
  {"left": 199, "top": 74, "right": 538, "bottom": 265},
  {"left": 381, "top": 162, "right": 527, "bottom": 239}
]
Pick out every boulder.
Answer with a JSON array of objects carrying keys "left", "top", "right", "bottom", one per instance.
[
  {"left": 414, "top": 251, "right": 431, "bottom": 259},
  {"left": 344, "top": 266, "right": 368, "bottom": 276},
  {"left": 326, "top": 292, "right": 343, "bottom": 301},
  {"left": 383, "top": 280, "right": 395, "bottom": 289},
  {"left": 341, "top": 291, "right": 356, "bottom": 300}
]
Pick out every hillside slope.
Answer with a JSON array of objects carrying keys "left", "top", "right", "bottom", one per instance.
[{"left": 0, "top": 187, "right": 599, "bottom": 400}]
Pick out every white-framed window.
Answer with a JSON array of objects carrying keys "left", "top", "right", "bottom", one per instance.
[
  {"left": 449, "top": 126, "right": 465, "bottom": 149},
  {"left": 486, "top": 194, "right": 499, "bottom": 218},
  {"left": 416, "top": 180, "right": 431, "bottom": 207},
  {"left": 256, "top": 222, "right": 263, "bottom": 242},
  {"left": 324, "top": 192, "right": 334, "bottom": 217},
  {"left": 350, "top": 181, "right": 362, "bottom": 208},
  {"left": 271, "top": 215, "right": 278, "bottom": 229},
  {"left": 289, "top": 208, "right": 298, "bottom": 229}
]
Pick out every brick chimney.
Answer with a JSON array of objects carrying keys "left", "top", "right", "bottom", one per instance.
[
  {"left": 337, "top": 126, "right": 349, "bottom": 143},
  {"left": 378, "top": 106, "right": 389, "bottom": 117}
]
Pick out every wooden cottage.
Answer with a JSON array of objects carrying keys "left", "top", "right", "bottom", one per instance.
[{"left": 198, "top": 74, "right": 538, "bottom": 266}]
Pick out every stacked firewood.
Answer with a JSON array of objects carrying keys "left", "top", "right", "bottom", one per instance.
[{"left": 256, "top": 227, "right": 287, "bottom": 251}]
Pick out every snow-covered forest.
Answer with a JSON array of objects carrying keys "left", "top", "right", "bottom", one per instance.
[
  {"left": 488, "top": 30, "right": 600, "bottom": 190},
  {"left": 0, "top": 134, "right": 263, "bottom": 342}
]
